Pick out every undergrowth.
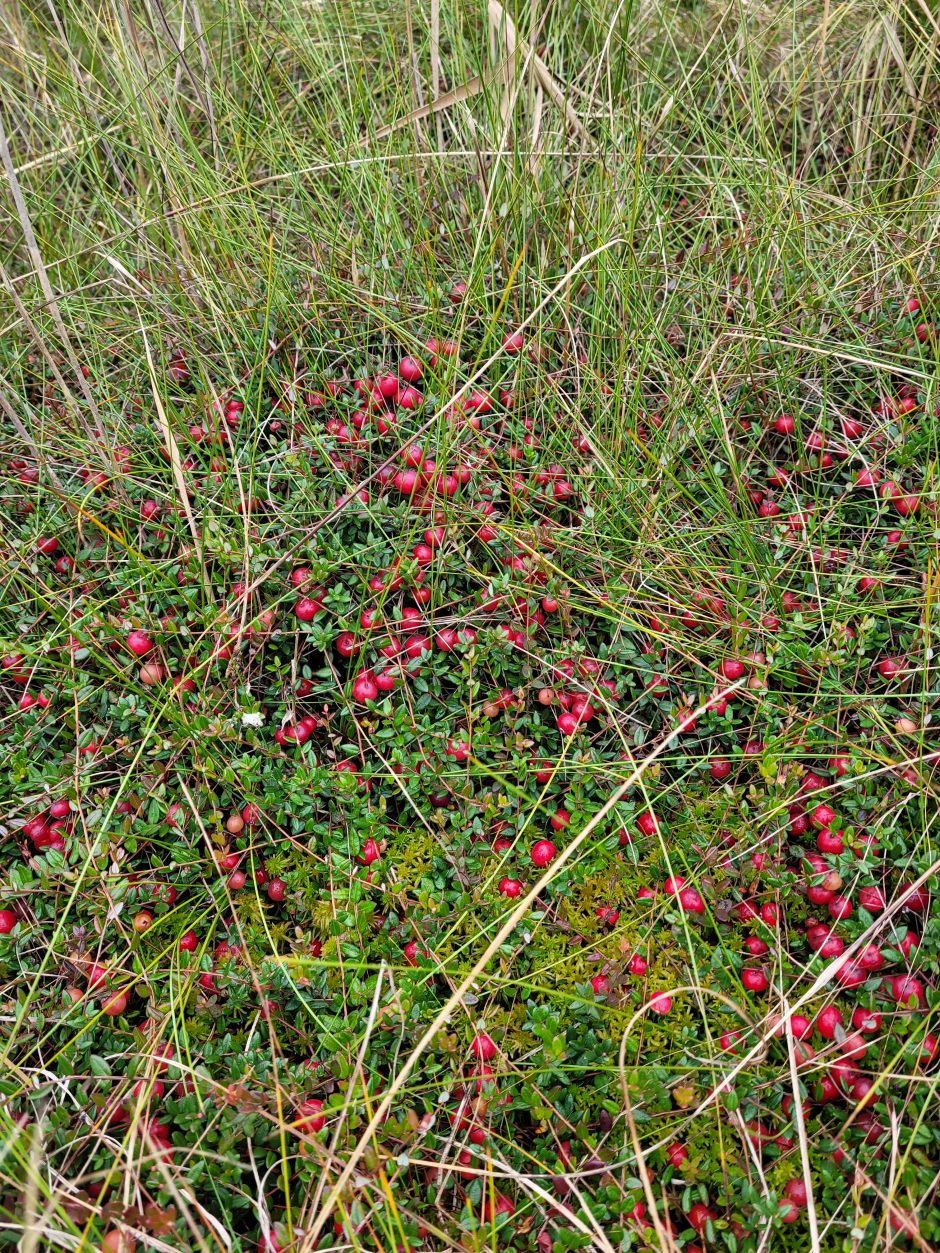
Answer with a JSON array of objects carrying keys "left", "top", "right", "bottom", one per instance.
[{"left": 0, "top": 0, "right": 939, "bottom": 1250}]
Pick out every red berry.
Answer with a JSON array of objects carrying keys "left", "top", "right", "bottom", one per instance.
[
  {"left": 742, "top": 967, "right": 768, "bottom": 993},
  {"left": 531, "top": 839, "right": 557, "bottom": 868},
  {"left": 295, "top": 596, "right": 322, "bottom": 622},
  {"left": 360, "top": 839, "right": 381, "bottom": 866},
  {"left": 900, "top": 882, "right": 930, "bottom": 912},
  {"left": 636, "top": 811, "right": 659, "bottom": 837},
  {"left": 877, "top": 656, "right": 906, "bottom": 680},
  {"left": 295, "top": 1097, "right": 325, "bottom": 1133},
  {"left": 815, "top": 1005, "right": 843, "bottom": 1039},
  {"left": 126, "top": 630, "right": 152, "bottom": 657},
  {"left": 470, "top": 1033, "right": 497, "bottom": 1061}
]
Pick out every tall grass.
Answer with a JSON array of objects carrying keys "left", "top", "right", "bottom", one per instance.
[{"left": 1, "top": 0, "right": 938, "bottom": 1248}]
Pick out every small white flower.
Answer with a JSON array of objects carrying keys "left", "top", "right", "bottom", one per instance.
[{"left": 241, "top": 712, "right": 264, "bottom": 727}]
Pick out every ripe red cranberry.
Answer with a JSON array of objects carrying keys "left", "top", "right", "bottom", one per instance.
[
  {"left": 470, "top": 1032, "right": 497, "bottom": 1061},
  {"left": 815, "top": 1005, "right": 843, "bottom": 1039},
  {"left": 0, "top": 910, "right": 17, "bottom": 934},
  {"left": 295, "top": 596, "right": 322, "bottom": 622},
  {"left": 666, "top": 1143, "right": 688, "bottom": 1169},
  {"left": 398, "top": 385, "right": 422, "bottom": 410},
  {"left": 636, "top": 811, "right": 659, "bottom": 837},
  {"left": 398, "top": 355, "right": 422, "bottom": 382},
  {"left": 858, "top": 943, "right": 884, "bottom": 971},
  {"left": 678, "top": 888, "right": 705, "bottom": 914},
  {"left": 481, "top": 1194, "right": 515, "bottom": 1222},
  {"left": 852, "top": 1007, "right": 882, "bottom": 1034},
  {"left": 858, "top": 886, "right": 885, "bottom": 913},
  {"left": 295, "top": 1097, "right": 325, "bottom": 1133},
  {"left": 741, "top": 967, "right": 768, "bottom": 993},
  {"left": 101, "top": 990, "right": 128, "bottom": 1017},
  {"left": 126, "top": 630, "right": 152, "bottom": 657},
  {"left": 835, "top": 958, "right": 866, "bottom": 988},
  {"left": 266, "top": 878, "right": 286, "bottom": 902},
  {"left": 447, "top": 738, "right": 471, "bottom": 762},
  {"left": 899, "top": 882, "right": 930, "bottom": 912},
  {"left": 359, "top": 839, "right": 381, "bottom": 867},
  {"left": 816, "top": 829, "right": 844, "bottom": 854},
  {"left": 498, "top": 877, "right": 522, "bottom": 898},
  {"left": 828, "top": 895, "right": 852, "bottom": 921},
  {"left": 877, "top": 656, "right": 906, "bottom": 680},
  {"left": 918, "top": 1033, "right": 938, "bottom": 1066},
  {"left": 889, "top": 974, "right": 926, "bottom": 1008},
  {"left": 352, "top": 672, "right": 378, "bottom": 703},
  {"left": 531, "top": 839, "right": 557, "bottom": 868},
  {"left": 336, "top": 631, "right": 359, "bottom": 657},
  {"left": 778, "top": 1201, "right": 800, "bottom": 1225},
  {"left": 811, "top": 803, "right": 837, "bottom": 829}
]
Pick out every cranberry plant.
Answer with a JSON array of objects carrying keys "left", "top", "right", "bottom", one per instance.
[{"left": 0, "top": 1, "right": 938, "bottom": 1251}]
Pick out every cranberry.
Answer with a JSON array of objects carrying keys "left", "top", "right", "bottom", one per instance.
[
  {"left": 742, "top": 967, "right": 768, "bottom": 993},
  {"left": 470, "top": 1033, "right": 497, "bottom": 1061},
  {"left": 889, "top": 974, "right": 926, "bottom": 1008},
  {"left": 636, "top": 811, "right": 659, "bottom": 837},
  {"left": 858, "top": 886, "right": 885, "bottom": 913},
  {"left": 815, "top": 1005, "right": 843, "bottom": 1039},
  {"left": 677, "top": 887, "right": 706, "bottom": 914},
  {"left": 852, "top": 1007, "right": 882, "bottom": 1034},
  {"left": 126, "top": 630, "right": 152, "bottom": 657},
  {"left": 295, "top": 596, "right": 322, "bottom": 622},
  {"left": 531, "top": 839, "right": 557, "bottom": 868},
  {"left": 295, "top": 1098, "right": 325, "bottom": 1133},
  {"left": 899, "top": 882, "right": 930, "bottom": 912}
]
